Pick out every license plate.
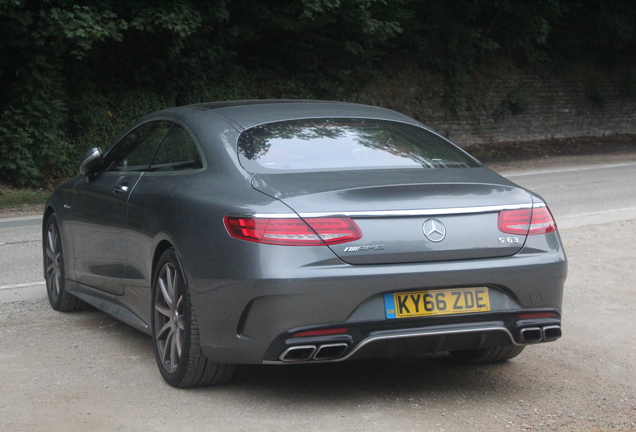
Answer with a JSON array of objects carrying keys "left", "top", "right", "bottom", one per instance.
[{"left": 384, "top": 287, "right": 490, "bottom": 319}]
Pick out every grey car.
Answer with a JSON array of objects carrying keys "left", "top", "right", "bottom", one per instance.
[{"left": 43, "top": 100, "right": 567, "bottom": 388}]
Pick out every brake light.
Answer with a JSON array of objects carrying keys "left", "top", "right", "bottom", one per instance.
[
  {"left": 528, "top": 207, "right": 558, "bottom": 234},
  {"left": 498, "top": 209, "right": 531, "bottom": 235},
  {"left": 224, "top": 216, "right": 362, "bottom": 246},
  {"left": 498, "top": 207, "right": 557, "bottom": 235}
]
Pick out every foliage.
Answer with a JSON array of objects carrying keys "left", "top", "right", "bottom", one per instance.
[
  {"left": 493, "top": 90, "right": 531, "bottom": 119},
  {"left": 0, "top": 183, "right": 50, "bottom": 209},
  {"left": 1, "top": 0, "right": 635, "bottom": 186}
]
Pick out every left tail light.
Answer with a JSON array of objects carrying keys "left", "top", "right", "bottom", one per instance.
[
  {"left": 498, "top": 206, "right": 557, "bottom": 235},
  {"left": 224, "top": 216, "right": 362, "bottom": 246}
]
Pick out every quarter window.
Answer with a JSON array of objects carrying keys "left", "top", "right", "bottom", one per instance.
[{"left": 149, "top": 125, "right": 203, "bottom": 172}]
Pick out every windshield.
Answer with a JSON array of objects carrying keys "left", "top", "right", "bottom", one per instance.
[{"left": 237, "top": 118, "right": 480, "bottom": 173}]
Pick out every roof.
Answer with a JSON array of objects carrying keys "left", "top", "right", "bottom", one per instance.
[{"left": 157, "top": 100, "right": 423, "bottom": 131}]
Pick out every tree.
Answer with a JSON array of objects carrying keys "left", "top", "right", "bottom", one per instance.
[{"left": 1, "top": 0, "right": 635, "bottom": 186}]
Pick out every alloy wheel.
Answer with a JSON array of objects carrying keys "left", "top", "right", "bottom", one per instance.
[
  {"left": 154, "top": 262, "right": 186, "bottom": 373},
  {"left": 45, "top": 222, "right": 63, "bottom": 302}
]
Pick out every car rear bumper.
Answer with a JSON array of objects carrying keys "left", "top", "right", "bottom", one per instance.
[
  {"left": 263, "top": 313, "right": 562, "bottom": 364},
  {"left": 185, "top": 237, "right": 566, "bottom": 365}
]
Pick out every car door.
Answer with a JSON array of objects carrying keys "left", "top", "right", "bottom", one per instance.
[
  {"left": 70, "top": 121, "right": 171, "bottom": 295},
  {"left": 124, "top": 123, "right": 206, "bottom": 289}
]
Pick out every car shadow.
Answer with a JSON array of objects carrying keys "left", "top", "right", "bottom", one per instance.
[
  {"left": 68, "top": 307, "right": 528, "bottom": 400},
  {"left": 220, "top": 355, "right": 526, "bottom": 402}
]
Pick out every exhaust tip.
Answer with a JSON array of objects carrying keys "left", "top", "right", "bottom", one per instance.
[
  {"left": 520, "top": 327, "right": 543, "bottom": 343},
  {"left": 542, "top": 325, "right": 562, "bottom": 341},
  {"left": 314, "top": 343, "right": 349, "bottom": 361},
  {"left": 279, "top": 345, "right": 316, "bottom": 362}
]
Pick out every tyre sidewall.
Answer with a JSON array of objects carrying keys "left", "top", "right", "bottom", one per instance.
[
  {"left": 151, "top": 248, "right": 193, "bottom": 387},
  {"left": 44, "top": 214, "right": 65, "bottom": 310}
]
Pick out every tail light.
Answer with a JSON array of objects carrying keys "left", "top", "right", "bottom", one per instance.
[
  {"left": 224, "top": 216, "right": 362, "bottom": 246},
  {"left": 498, "top": 206, "right": 557, "bottom": 235}
]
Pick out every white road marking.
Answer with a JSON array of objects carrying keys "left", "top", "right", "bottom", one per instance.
[
  {"left": 0, "top": 282, "right": 45, "bottom": 291},
  {"left": 0, "top": 239, "right": 40, "bottom": 246},
  {"left": 503, "top": 161, "right": 636, "bottom": 177},
  {"left": 559, "top": 206, "right": 636, "bottom": 219}
]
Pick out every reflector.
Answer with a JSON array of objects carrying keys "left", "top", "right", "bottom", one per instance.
[
  {"left": 518, "top": 312, "right": 558, "bottom": 319},
  {"left": 293, "top": 328, "right": 349, "bottom": 338}
]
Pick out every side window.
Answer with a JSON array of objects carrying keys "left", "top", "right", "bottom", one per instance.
[
  {"left": 104, "top": 121, "right": 171, "bottom": 172},
  {"left": 148, "top": 125, "right": 203, "bottom": 172}
]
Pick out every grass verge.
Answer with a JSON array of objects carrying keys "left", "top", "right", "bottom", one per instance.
[{"left": 0, "top": 184, "right": 50, "bottom": 210}]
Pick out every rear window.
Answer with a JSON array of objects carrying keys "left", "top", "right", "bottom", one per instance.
[{"left": 237, "top": 118, "right": 480, "bottom": 173}]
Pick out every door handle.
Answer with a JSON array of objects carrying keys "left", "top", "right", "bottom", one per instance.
[{"left": 113, "top": 184, "right": 129, "bottom": 194}]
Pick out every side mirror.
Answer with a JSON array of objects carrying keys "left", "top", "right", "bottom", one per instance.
[{"left": 79, "top": 147, "right": 103, "bottom": 175}]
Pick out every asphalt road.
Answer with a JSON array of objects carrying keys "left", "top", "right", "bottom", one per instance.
[
  {"left": 502, "top": 158, "right": 636, "bottom": 228},
  {"left": 1, "top": 151, "right": 635, "bottom": 431},
  {"left": 0, "top": 216, "right": 44, "bottom": 303}
]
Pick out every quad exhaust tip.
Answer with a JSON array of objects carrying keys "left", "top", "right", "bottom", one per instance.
[
  {"left": 520, "top": 325, "right": 562, "bottom": 344},
  {"left": 280, "top": 345, "right": 316, "bottom": 362},
  {"left": 279, "top": 325, "right": 563, "bottom": 361},
  {"left": 279, "top": 343, "right": 349, "bottom": 362},
  {"left": 520, "top": 327, "right": 543, "bottom": 343},
  {"left": 542, "top": 325, "right": 562, "bottom": 341},
  {"left": 314, "top": 343, "right": 349, "bottom": 361}
]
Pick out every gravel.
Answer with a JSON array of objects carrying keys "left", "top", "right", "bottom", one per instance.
[{"left": 1, "top": 220, "right": 635, "bottom": 432}]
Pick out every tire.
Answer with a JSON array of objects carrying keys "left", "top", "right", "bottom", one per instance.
[
  {"left": 43, "top": 214, "right": 85, "bottom": 312},
  {"left": 151, "top": 248, "right": 236, "bottom": 388},
  {"left": 450, "top": 345, "right": 525, "bottom": 364}
]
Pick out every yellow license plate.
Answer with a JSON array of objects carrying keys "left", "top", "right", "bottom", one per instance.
[{"left": 384, "top": 287, "right": 490, "bottom": 319}]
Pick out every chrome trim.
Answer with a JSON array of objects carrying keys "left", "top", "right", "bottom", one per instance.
[
  {"left": 519, "top": 327, "right": 543, "bottom": 343},
  {"left": 423, "top": 218, "right": 446, "bottom": 242},
  {"left": 279, "top": 345, "right": 316, "bottom": 362},
  {"left": 541, "top": 325, "right": 562, "bottom": 341},
  {"left": 264, "top": 324, "right": 521, "bottom": 365},
  {"left": 250, "top": 203, "right": 536, "bottom": 220},
  {"left": 250, "top": 213, "right": 298, "bottom": 219},
  {"left": 313, "top": 343, "right": 349, "bottom": 360},
  {"left": 298, "top": 203, "right": 534, "bottom": 218}
]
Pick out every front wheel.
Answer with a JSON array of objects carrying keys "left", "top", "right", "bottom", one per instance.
[
  {"left": 151, "top": 248, "right": 235, "bottom": 388},
  {"left": 43, "top": 213, "right": 84, "bottom": 312},
  {"left": 450, "top": 345, "right": 525, "bottom": 363}
]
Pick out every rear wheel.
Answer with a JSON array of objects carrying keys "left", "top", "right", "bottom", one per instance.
[
  {"left": 44, "top": 214, "right": 84, "bottom": 312},
  {"left": 151, "top": 248, "right": 235, "bottom": 388},
  {"left": 450, "top": 345, "right": 525, "bottom": 363}
]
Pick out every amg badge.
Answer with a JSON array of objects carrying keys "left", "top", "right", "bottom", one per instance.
[{"left": 343, "top": 245, "right": 385, "bottom": 252}]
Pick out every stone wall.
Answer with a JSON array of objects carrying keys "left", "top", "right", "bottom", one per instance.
[{"left": 354, "top": 63, "right": 636, "bottom": 147}]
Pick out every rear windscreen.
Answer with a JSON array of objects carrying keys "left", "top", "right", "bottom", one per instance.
[{"left": 237, "top": 118, "right": 480, "bottom": 173}]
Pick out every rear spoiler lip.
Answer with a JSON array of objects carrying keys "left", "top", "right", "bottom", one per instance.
[{"left": 235, "top": 202, "right": 539, "bottom": 219}]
